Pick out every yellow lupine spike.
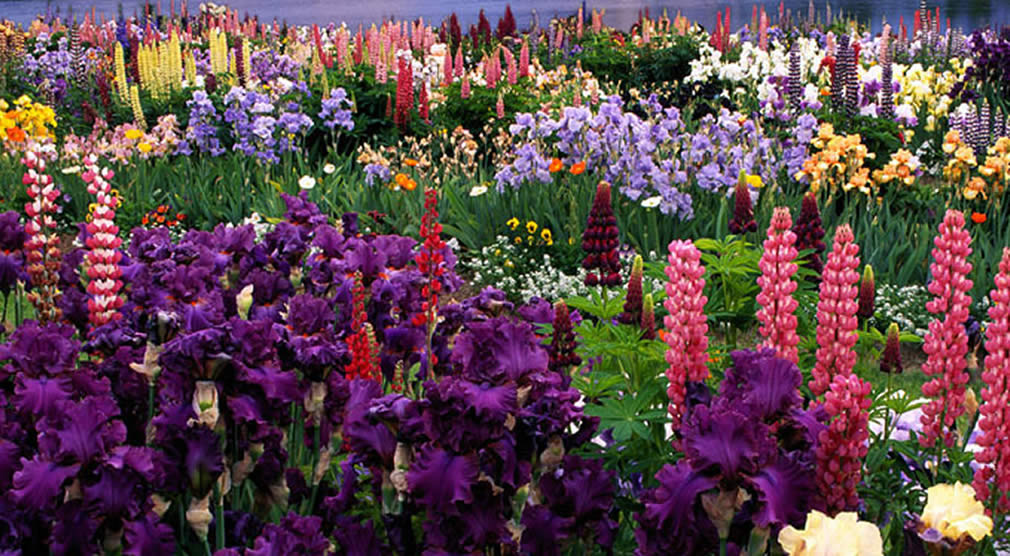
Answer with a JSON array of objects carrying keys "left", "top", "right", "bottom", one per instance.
[{"left": 129, "top": 85, "right": 145, "bottom": 129}]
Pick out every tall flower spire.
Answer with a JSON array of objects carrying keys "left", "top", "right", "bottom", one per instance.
[
  {"left": 815, "top": 373, "right": 872, "bottom": 515},
  {"left": 22, "top": 148, "right": 63, "bottom": 324},
  {"left": 809, "top": 224, "right": 861, "bottom": 398},
  {"left": 920, "top": 209, "right": 973, "bottom": 450},
  {"left": 663, "top": 239, "right": 709, "bottom": 442},
  {"left": 756, "top": 207, "right": 800, "bottom": 363},
  {"left": 81, "top": 154, "right": 125, "bottom": 328},
  {"left": 619, "top": 254, "right": 644, "bottom": 325},
  {"left": 728, "top": 174, "right": 757, "bottom": 235},
  {"left": 974, "top": 248, "right": 1010, "bottom": 515},
  {"left": 548, "top": 300, "right": 580, "bottom": 378},
  {"left": 581, "top": 181, "right": 621, "bottom": 287},
  {"left": 793, "top": 192, "right": 827, "bottom": 277}
]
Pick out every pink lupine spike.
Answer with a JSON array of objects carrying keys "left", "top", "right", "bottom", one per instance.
[
  {"left": 920, "top": 209, "right": 974, "bottom": 450},
  {"left": 756, "top": 207, "right": 800, "bottom": 363},
  {"left": 519, "top": 38, "right": 530, "bottom": 78},
  {"left": 815, "top": 372, "right": 872, "bottom": 515},
  {"left": 810, "top": 224, "right": 861, "bottom": 398},
  {"left": 81, "top": 154, "right": 125, "bottom": 328},
  {"left": 663, "top": 240, "right": 709, "bottom": 445},
  {"left": 974, "top": 248, "right": 1010, "bottom": 514}
]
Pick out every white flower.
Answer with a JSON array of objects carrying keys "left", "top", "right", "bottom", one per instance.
[
  {"left": 323, "top": 163, "right": 336, "bottom": 175},
  {"left": 469, "top": 185, "right": 488, "bottom": 197},
  {"left": 61, "top": 165, "right": 81, "bottom": 174},
  {"left": 641, "top": 196, "right": 661, "bottom": 208},
  {"left": 298, "top": 175, "right": 316, "bottom": 190}
]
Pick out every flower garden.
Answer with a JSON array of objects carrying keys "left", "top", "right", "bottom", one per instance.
[{"left": 1, "top": 1, "right": 1010, "bottom": 554}]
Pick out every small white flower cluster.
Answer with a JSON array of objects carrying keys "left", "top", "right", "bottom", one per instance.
[
  {"left": 241, "top": 212, "right": 273, "bottom": 243},
  {"left": 463, "top": 237, "right": 665, "bottom": 304},
  {"left": 873, "top": 283, "right": 935, "bottom": 337}
]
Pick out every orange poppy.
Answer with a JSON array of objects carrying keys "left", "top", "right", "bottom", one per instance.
[
  {"left": 972, "top": 212, "right": 987, "bottom": 224},
  {"left": 402, "top": 178, "right": 417, "bottom": 191},
  {"left": 548, "top": 158, "right": 563, "bottom": 173},
  {"left": 5, "top": 126, "right": 25, "bottom": 142},
  {"left": 404, "top": 158, "right": 419, "bottom": 167},
  {"left": 570, "top": 161, "right": 586, "bottom": 175}
]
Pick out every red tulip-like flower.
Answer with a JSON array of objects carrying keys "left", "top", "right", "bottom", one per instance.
[
  {"left": 619, "top": 255, "right": 644, "bottom": 325},
  {"left": 880, "top": 323, "right": 903, "bottom": 374},
  {"left": 793, "top": 192, "right": 827, "bottom": 277},
  {"left": 920, "top": 210, "right": 974, "bottom": 450},
  {"left": 809, "top": 224, "right": 861, "bottom": 398},
  {"left": 756, "top": 207, "right": 800, "bottom": 364},
  {"left": 728, "top": 175, "right": 757, "bottom": 235}
]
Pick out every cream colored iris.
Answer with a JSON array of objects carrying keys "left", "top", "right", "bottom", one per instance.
[
  {"left": 920, "top": 482, "right": 993, "bottom": 542},
  {"left": 778, "top": 510, "right": 883, "bottom": 556}
]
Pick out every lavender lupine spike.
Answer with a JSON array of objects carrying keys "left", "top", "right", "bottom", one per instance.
[
  {"left": 844, "top": 36, "right": 859, "bottom": 117},
  {"left": 788, "top": 45, "right": 802, "bottom": 112},
  {"left": 831, "top": 34, "right": 849, "bottom": 109}
]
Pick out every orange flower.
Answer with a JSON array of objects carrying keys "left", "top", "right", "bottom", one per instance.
[
  {"left": 570, "top": 161, "right": 586, "bottom": 175},
  {"left": 402, "top": 178, "right": 417, "bottom": 191},
  {"left": 972, "top": 212, "right": 987, "bottom": 224},
  {"left": 394, "top": 172, "right": 410, "bottom": 188},
  {"left": 549, "top": 158, "right": 563, "bottom": 173},
  {"left": 404, "top": 158, "right": 419, "bottom": 167},
  {"left": 5, "top": 126, "right": 25, "bottom": 142}
]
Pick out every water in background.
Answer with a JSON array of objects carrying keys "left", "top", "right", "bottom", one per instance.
[{"left": 1, "top": 0, "right": 1008, "bottom": 34}]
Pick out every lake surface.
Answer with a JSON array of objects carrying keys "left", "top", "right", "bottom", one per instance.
[{"left": 2, "top": 0, "right": 1008, "bottom": 34}]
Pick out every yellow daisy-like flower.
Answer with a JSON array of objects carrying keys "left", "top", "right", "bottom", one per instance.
[
  {"left": 526, "top": 221, "right": 538, "bottom": 234},
  {"left": 921, "top": 483, "right": 993, "bottom": 543},
  {"left": 125, "top": 128, "right": 144, "bottom": 140},
  {"left": 137, "top": 142, "right": 153, "bottom": 153},
  {"left": 506, "top": 217, "right": 520, "bottom": 230}
]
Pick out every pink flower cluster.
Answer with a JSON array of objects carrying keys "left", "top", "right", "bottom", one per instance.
[
  {"left": 756, "top": 207, "right": 800, "bottom": 363},
  {"left": 975, "top": 248, "right": 1010, "bottom": 514},
  {"left": 815, "top": 373, "right": 872, "bottom": 515},
  {"left": 663, "top": 239, "right": 709, "bottom": 440},
  {"left": 920, "top": 209, "right": 974, "bottom": 449},
  {"left": 81, "top": 154, "right": 124, "bottom": 328},
  {"left": 810, "top": 224, "right": 861, "bottom": 398}
]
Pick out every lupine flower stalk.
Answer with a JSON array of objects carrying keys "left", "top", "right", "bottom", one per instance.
[
  {"left": 815, "top": 373, "right": 872, "bottom": 514},
  {"left": 756, "top": 207, "right": 800, "bottom": 364},
  {"left": 548, "top": 300, "right": 580, "bottom": 375},
  {"left": 856, "top": 265, "right": 875, "bottom": 321},
  {"left": 641, "top": 293, "right": 656, "bottom": 340},
  {"left": 345, "top": 272, "right": 378, "bottom": 381},
  {"left": 974, "top": 248, "right": 1010, "bottom": 515},
  {"left": 519, "top": 38, "right": 530, "bottom": 77},
  {"left": 394, "top": 54, "right": 413, "bottom": 131},
  {"left": 663, "top": 239, "right": 709, "bottom": 443},
  {"left": 810, "top": 224, "right": 861, "bottom": 398},
  {"left": 879, "top": 24, "right": 894, "bottom": 119},
  {"left": 788, "top": 44, "right": 802, "bottom": 111},
  {"left": 81, "top": 154, "right": 125, "bottom": 328},
  {"left": 581, "top": 181, "right": 621, "bottom": 287},
  {"left": 920, "top": 209, "right": 974, "bottom": 450},
  {"left": 881, "top": 323, "right": 903, "bottom": 374},
  {"left": 793, "top": 192, "right": 827, "bottom": 276},
  {"left": 619, "top": 255, "right": 644, "bottom": 325},
  {"left": 414, "top": 188, "right": 446, "bottom": 375},
  {"left": 728, "top": 174, "right": 757, "bottom": 234},
  {"left": 22, "top": 148, "right": 63, "bottom": 324}
]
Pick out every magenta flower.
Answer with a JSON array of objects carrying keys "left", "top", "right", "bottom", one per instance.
[
  {"left": 809, "top": 225, "right": 861, "bottom": 398},
  {"left": 756, "top": 207, "right": 800, "bottom": 364},
  {"left": 663, "top": 239, "right": 709, "bottom": 441},
  {"left": 974, "top": 247, "right": 1010, "bottom": 513},
  {"left": 920, "top": 210, "right": 974, "bottom": 449}
]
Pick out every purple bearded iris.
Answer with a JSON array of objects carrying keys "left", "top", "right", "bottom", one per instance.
[{"left": 635, "top": 349, "right": 822, "bottom": 554}]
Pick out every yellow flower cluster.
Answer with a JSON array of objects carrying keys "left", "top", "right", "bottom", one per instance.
[
  {"left": 893, "top": 59, "right": 969, "bottom": 131},
  {"left": 114, "top": 41, "right": 129, "bottom": 101},
  {"left": 208, "top": 28, "right": 229, "bottom": 75},
  {"left": 871, "top": 149, "right": 919, "bottom": 188},
  {"left": 137, "top": 32, "right": 183, "bottom": 101},
  {"left": 943, "top": 130, "right": 1010, "bottom": 201},
  {"left": 0, "top": 95, "right": 57, "bottom": 143},
  {"left": 506, "top": 217, "right": 553, "bottom": 246},
  {"left": 795, "top": 123, "right": 875, "bottom": 196}
]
